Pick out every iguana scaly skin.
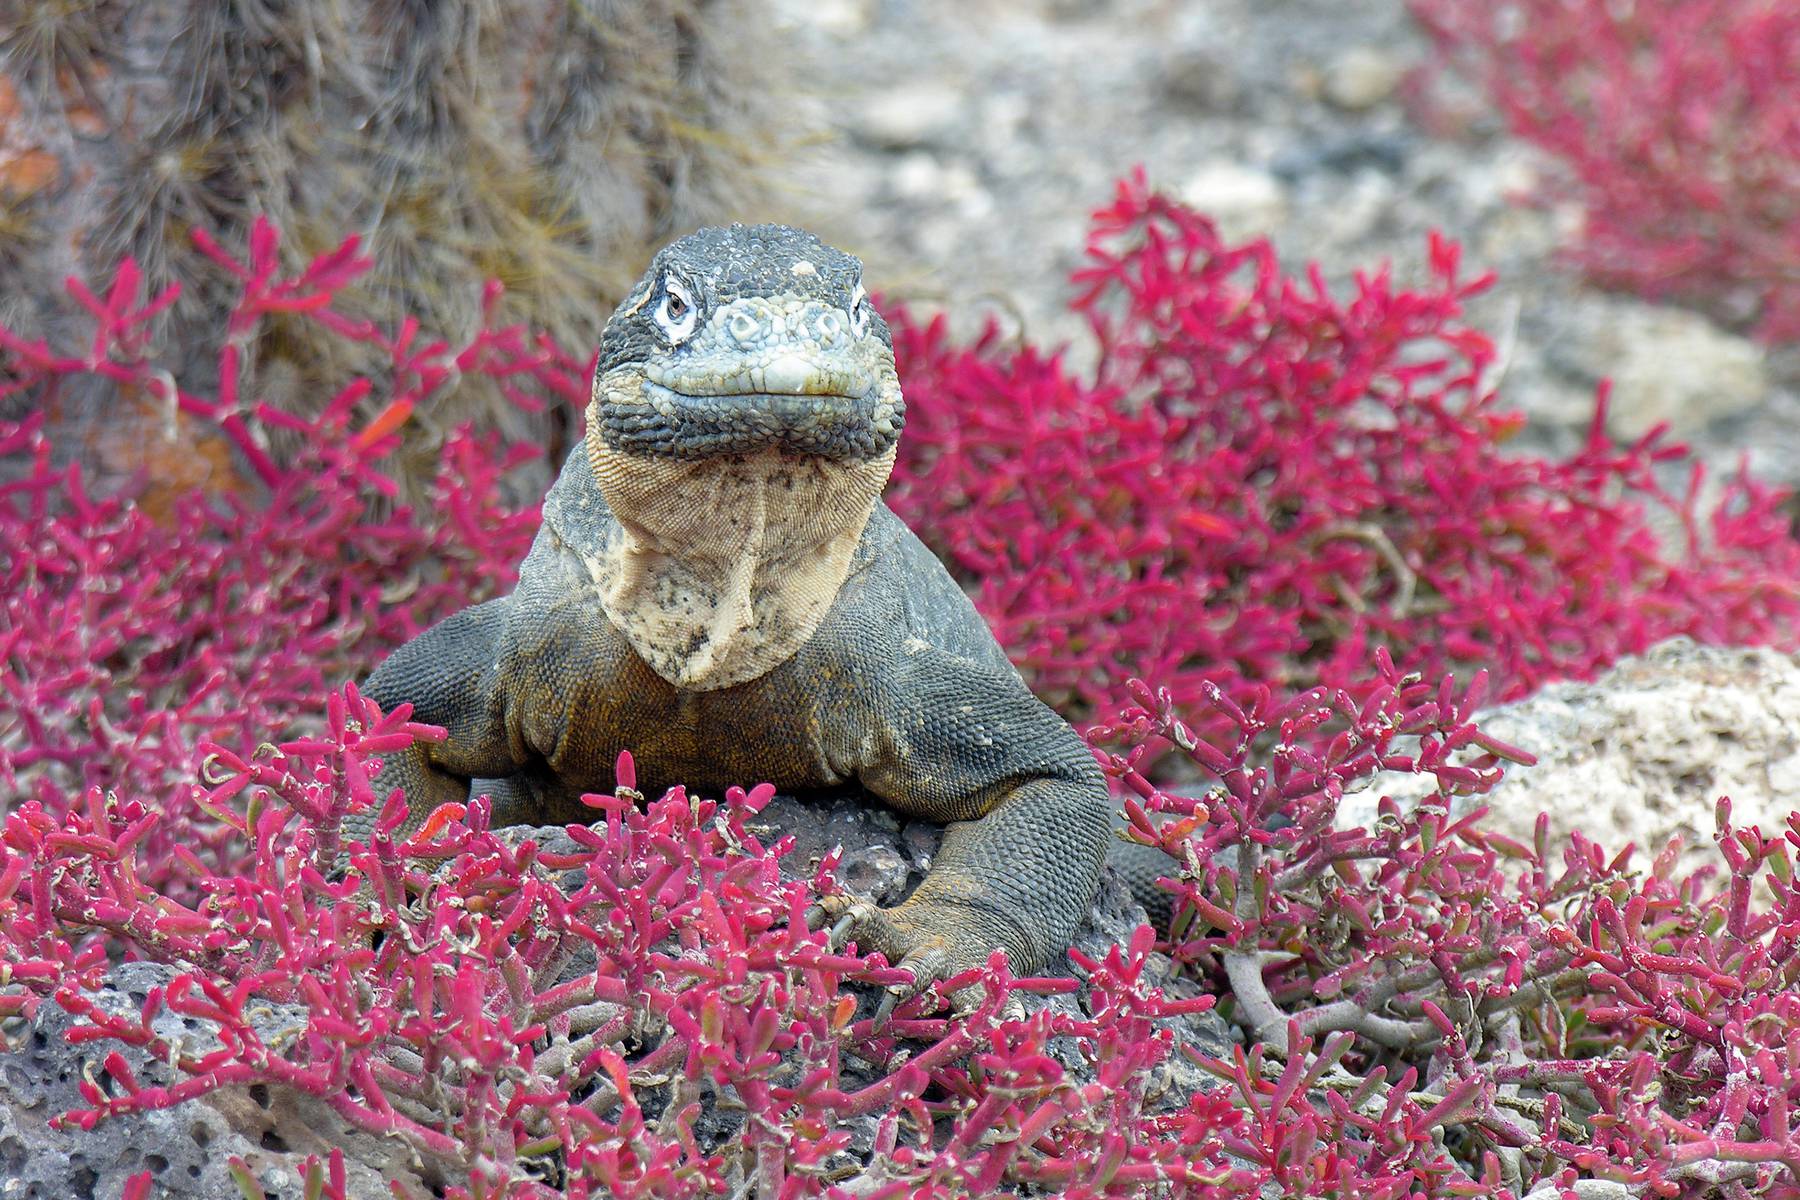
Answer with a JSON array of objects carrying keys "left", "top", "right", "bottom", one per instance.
[{"left": 356, "top": 224, "right": 1113, "bottom": 988}]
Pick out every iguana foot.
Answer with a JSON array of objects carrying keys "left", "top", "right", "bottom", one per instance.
[{"left": 806, "top": 891, "right": 1025, "bottom": 1025}]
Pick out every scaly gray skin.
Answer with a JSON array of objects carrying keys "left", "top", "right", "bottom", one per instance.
[{"left": 353, "top": 224, "right": 1118, "bottom": 995}]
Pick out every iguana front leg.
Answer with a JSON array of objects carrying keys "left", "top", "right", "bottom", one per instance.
[
  {"left": 810, "top": 641, "right": 1111, "bottom": 993},
  {"left": 349, "top": 598, "right": 524, "bottom": 848}
]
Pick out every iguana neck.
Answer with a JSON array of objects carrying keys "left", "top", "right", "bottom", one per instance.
[{"left": 576, "top": 414, "right": 893, "bottom": 690}]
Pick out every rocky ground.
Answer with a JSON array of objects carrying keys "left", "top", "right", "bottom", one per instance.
[{"left": 767, "top": 0, "right": 1800, "bottom": 488}]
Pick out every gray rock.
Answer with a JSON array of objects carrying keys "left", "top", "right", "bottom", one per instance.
[
  {"left": 1273, "top": 131, "right": 1412, "bottom": 180},
  {"left": 1547, "top": 298, "right": 1769, "bottom": 440},
  {"left": 1160, "top": 50, "right": 1246, "bottom": 114},
  {"left": 0, "top": 962, "right": 401, "bottom": 1199},
  {"left": 838, "top": 843, "right": 911, "bottom": 904}
]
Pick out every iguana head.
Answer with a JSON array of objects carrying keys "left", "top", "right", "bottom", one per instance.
[
  {"left": 590, "top": 223, "right": 903, "bottom": 462},
  {"left": 575, "top": 225, "right": 904, "bottom": 690}
]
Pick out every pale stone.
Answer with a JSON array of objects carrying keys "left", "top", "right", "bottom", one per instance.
[
  {"left": 851, "top": 83, "right": 967, "bottom": 149},
  {"left": 1176, "top": 160, "right": 1288, "bottom": 242},
  {"left": 1342, "top": 639, "right": 1800, "bottom": 881},
  {"left": 791, "top": 0, "right": 876, "bottom": 36},
  {"left": 1323, "top": 46, "right": 1406, "bottom": 111}
]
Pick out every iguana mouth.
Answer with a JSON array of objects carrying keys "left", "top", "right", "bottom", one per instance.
[
  {"left": 594, "top": 368, "right": 904, "bottom": 460},
  {"left": 641, "top": 380, "right": 870, "bottom": 412},
  {"left": 643, "top": 351, "right": 876, "bottom": 400}
]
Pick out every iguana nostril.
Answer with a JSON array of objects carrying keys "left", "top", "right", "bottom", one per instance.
[
  {"left": 728, "top": 311, "right": 760, "bottom": 346},
  {"left": 816, "top": 311, "right": 843, "bottom": 344}
]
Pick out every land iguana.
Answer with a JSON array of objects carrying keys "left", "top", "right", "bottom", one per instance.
[{"left": 354, "top": 224, "right": 1122, "bottom": 997}]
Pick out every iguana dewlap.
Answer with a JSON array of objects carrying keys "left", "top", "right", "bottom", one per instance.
[{"left": 356, "top": 224, "right": 1114, "bottom": 987}]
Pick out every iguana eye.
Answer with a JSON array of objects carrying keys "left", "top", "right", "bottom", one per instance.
[
  {"left": 848, "top": 282, "right": 869, "bottom": 336},
  {"left": 655, "top": 277, "right": 699, "bottom": 344}
]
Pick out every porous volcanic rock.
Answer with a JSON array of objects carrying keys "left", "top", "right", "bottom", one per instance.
[{"left": 1343, "top": 638, "right": 1800, "bottom": 877}]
